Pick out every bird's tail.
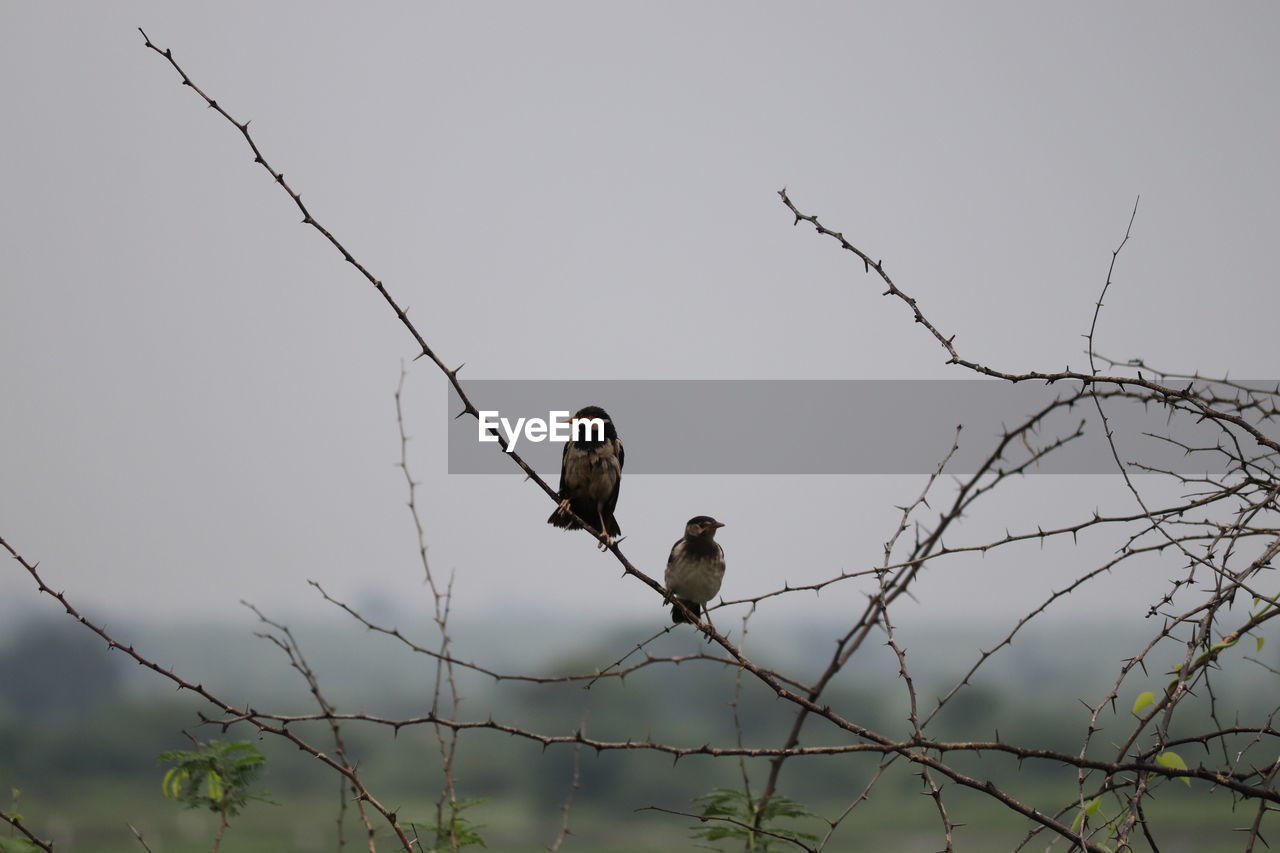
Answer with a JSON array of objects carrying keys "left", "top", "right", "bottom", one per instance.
[
  {"left": 546, "top": 507, "right": 583, "bottom": 530},
  {"left": 603, "top": 512, "right": 621, "bottom": 537},
  {"left": 547, "top": 505, "right": 622, "bottom": 537},
  {"left": 671, "top": 599, "right": 701, "bottom": 624}
]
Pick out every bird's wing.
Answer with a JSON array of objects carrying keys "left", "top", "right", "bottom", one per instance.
[
  {"left": 663, "top": 539, "right": 681, "bottom": 586},
  {"left": 556, "top": 439, "right": 572, "bottom": 494},
  {"left": 604, "top": 440, "right": 623, "bottom": 516}
]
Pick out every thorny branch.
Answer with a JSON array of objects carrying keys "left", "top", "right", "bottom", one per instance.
[
  {"left": 777, "top": 187, "right": 1280, "bottom": 457},
  {"left": 1, "top": 809, "right": 55, "bottom": 853},
  {"left": 0, "top": 535, "right": 419, "bottom": 851},
  {"left": 396, "top": 366, "right": 468, "bottom": 851},
  {"left": 242, "top": 602, "right": 379, "bottom": 851},
  {"left": 781, "top": 188, "right": 1279, "bottom": 849}
]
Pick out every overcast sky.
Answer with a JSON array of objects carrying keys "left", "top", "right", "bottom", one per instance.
[{"left": 2, "top": 3, "right": 1278, "bottom": 647}]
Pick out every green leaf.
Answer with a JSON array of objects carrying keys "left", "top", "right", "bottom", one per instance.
[
  {"left": 1156, "top": 751, "right": 1191, "bottom": 786},
  {"left": 405, "top": 797, "right": 488, "bottom": 849},
  {"left": 1258, "top": 636, "right": 1266, "bottom": 652},
  {"left": 1070, "top": 797, "right": 1103, "bottom": 832},
  {"left": 157, "top": 739, "right": 273, "bottom": 818},
  {"left": 206, "top": 769, "right": 224, "bottom": 804},
  {"left": 1131, "top": 691, "right": 1155, "bottom": 715},
  {"left": 1211, "top": 635, "right": 1239, "bottom": 652},
  {"left": 161, "top": 767, "right": 186, "bottom": 800},
  {"left": 690, "top": 788, "right": 820, "bottom": 850}
]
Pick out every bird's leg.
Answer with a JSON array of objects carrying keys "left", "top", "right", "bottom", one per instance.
[
  {"left": 701, "top": 608, "right": 716, "bottom": 642},
  {"left": 596, "top": 509, "right": 613, "bottom": 550}
]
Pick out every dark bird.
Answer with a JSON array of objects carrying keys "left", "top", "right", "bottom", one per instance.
[
  {"left": 664, "top": 516, "right": 726, "bottom": 626},
  {"left": 547, "top": 406, "right": 624, "bottom": 547}
]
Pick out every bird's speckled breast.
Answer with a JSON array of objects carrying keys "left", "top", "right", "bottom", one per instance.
[
  {"left": 562, "top": 442, "right": 621, "bottom": 502},
  {"left": 665, "top": 542, "right": 726, "bottom": 603}
]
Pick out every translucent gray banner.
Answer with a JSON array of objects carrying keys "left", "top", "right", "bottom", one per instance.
[{"left": 446, "top": 380, "right": 1276, "bottom": 475}]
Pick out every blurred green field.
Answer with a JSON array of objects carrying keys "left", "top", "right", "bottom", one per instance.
[
  {"left": 5, "top": 767, "right": 1256, "bottom": 852},
  {"left": 3, "top": 615, "right": 1276, "bottom": 851}
]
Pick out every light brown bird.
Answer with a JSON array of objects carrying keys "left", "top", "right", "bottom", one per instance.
[{"left": 664, "top": 516, "right": 726, "bottom": 626}]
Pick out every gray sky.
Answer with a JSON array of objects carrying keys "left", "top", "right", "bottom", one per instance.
[{"left": 2, "top": 3, "right": 1278, "bottom": 640}]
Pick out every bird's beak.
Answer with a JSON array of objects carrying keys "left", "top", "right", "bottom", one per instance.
[{"left": 709, "top": 521, "right": 726, "bottom": 530}]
